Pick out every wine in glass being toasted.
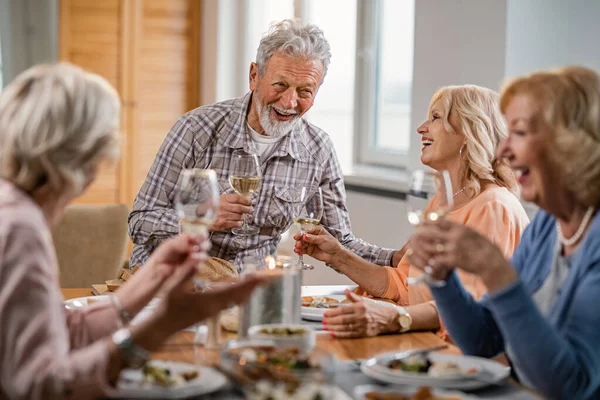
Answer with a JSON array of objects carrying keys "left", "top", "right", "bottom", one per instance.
[
  {"left": 175, "top": 169, "right": 219, "bottom": 237},
  {"left": 291, "top": 186, "right": 324, "bottom": 271},
  {"left": 229, "top": 150, "right": 262, "bottom": 236},
  {"left": 405, "top": 169, "right": 454, "bottom": 287}
]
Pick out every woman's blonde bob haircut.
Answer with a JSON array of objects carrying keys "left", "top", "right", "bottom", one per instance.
[
  {"left": 429, "top": 85, "right": 519, "bottom": 197},
  {"left": 0, "top": 63, "right": 120, "bottom": 196},
  {"left": 500, "top": 66, "right": 600, "bottom": 208}
]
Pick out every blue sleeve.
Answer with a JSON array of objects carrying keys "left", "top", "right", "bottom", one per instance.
[
  {"left": 488, "top": 262, "right": 600, "bottom": 399},
  {"left": 430, "top": 271, "right": 505, "bottom": 357}
]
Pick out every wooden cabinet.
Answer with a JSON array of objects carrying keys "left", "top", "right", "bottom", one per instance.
[{"left": 59, "top": 0, "right": 200, "bottom": 205}]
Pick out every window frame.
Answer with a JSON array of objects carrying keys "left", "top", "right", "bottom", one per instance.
[{"left": 353, "top": 0, "right": 414, "bottom": 169}]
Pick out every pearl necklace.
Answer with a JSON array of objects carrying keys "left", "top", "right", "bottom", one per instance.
[
  {"left": 453, "top": 187, "right": 467, "bottom": 198},
  {"left": 556, "top": 206, "right": 595, "bottom": 247}
]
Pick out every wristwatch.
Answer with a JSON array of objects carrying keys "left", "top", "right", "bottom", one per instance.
[
  {"left": 112, "top": 328, "right": 150, "bottom": 368},
  {"left": 393, "top": 305, "right": 413, "bottom": 333}
]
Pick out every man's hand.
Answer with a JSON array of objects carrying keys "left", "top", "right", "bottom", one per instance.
[{"left": 209, "top": 193, "right": 253, "bottom": 232}]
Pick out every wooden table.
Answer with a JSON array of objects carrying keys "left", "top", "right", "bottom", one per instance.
[
  {"left": 61, "top": 288, "right": 539, "bottom": 399},
  {"left": 61, "top": 288, "right": 460, "bottom": 363}
]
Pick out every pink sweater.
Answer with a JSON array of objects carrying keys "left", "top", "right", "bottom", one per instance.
[{"left": 0, "top": 179, "right": 120, "bottom": 399}]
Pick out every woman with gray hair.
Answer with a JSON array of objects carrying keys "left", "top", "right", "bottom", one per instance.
[
  {"left": 407, "top": 66, "right": 600, "bottom": 399},
  {"left": 0, "top": 63, "right": 263, "bottom": 399}
]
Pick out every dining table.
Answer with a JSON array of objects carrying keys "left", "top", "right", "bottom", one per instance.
[{"left": 62, "top": 286, "right": 541, "bottom": 399}]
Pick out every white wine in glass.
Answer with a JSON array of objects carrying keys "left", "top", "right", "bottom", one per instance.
[
  {"left": 405, "top": 169, "right": 454, "bottom": 287},
  {"left": 175, "top": 169, "right": 219, "bottom": 237},
  {"left": 229, "top": 150, "right": 262, "bottom": 236},
  {"left": 291, "top": 186, "right": 324, "bottom": 271},
  {"left": 174, "top": 169, "right": 221, "bottom": 349}
]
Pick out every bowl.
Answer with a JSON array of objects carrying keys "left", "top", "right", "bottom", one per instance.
[
  {"left": 247, "top": 323, "right": 316, "bottom": 354},
  {"left": 221, "top": 339, "right": 336, "bottom": 400}
]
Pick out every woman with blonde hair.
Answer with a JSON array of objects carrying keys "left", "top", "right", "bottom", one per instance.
[
  {"left": 407, "top": 66, "right": 600, "bottom": 399},
  {"left": 0, "top": 63, "right": 263, "bottom": 399},
  {"left": 294, "top": 85, "right": 529, "bottom": 340}
]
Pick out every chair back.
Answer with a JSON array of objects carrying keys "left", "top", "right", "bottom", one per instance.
[{"left": 52, "top": 204, "right": 129, "bottom": 288}]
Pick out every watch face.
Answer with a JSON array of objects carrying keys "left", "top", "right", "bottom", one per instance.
[{"left": 399, "top": 315, "right": 411, "bottom": 329}]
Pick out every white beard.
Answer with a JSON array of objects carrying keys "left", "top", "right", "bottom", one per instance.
[{"left": 254, "top": 92, "right": 300, "bottom": 139}]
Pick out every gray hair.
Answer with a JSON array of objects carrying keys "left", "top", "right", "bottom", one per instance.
[
  {"left": 255, "top": 19, "right": 332, "bottom": 82},
  {"left": 0, "top": 63, "right": 120, "bottom": 196}
]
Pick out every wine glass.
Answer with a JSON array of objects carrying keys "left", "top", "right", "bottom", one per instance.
[
  {"left": 174, "top": 169, "right": 221, "bottom": 348},
  {"left": 175, "top": 168, "right": 219, "bottom": 237},
  {"left": 229, "top": 150, "right": 262, "bottom": 236},
  {"left": 291, "top": 186, "right": 324, "bottom": 271},
  {"left": 405, "top": 169, "right": 454, "bottom": 287}
]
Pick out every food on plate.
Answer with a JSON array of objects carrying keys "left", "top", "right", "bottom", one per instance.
[
  {"left": 301, "top": 296, "right": 342, "bottom": 308},
  {"left": 223, "top": 345, "right": 333, "bottom": 399},
  {"left": 427, "top": 362, "right": 465, "bottom": 377},
  {"left": 389, "top": 355, "right": 432, "bottom": 374},
  {"left": 364, "top": 386, "right": 461, "bottom": 400},
  {"left": 258, "top": 326, "right": 308, "bottom": 336},
  {"left": 388, "top": 355, "right": 475, "bottom": 378},
  {"left": 141, "top": 364, "right": 199, "bottom": 387}
]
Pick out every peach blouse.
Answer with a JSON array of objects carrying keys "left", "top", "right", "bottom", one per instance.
[
  {"left": 357, "top": 186, "right": 530, "bottom": 341},
  {"left": 0, "top": 179, "right": 121, "bottom": 399}
]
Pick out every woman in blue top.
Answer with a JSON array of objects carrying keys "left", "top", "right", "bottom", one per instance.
[{"left": 406, "top": 66, "right": 600, "bottom": 400}]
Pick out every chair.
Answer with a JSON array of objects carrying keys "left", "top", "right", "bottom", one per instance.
[{"left": 52, "top": 204, "right": 129, "bottom": 288}]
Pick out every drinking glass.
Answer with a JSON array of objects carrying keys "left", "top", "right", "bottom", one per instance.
[
  {"left": 229, "top": 150, "right": 262, "bottom": 236},
  {"left": 291, "top": 186, "right": 324, "bottom": 271},
  {"left": 174, "top": 169, "right": 221, "bottom": 348},
  {"left": 175, "top": 168, "right": 219, "bottom": 237},
  {"left": 405, "top": 169, "right": 453, "bottom": 287}
]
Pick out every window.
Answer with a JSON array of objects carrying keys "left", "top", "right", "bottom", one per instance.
[
  {"left": 242, "top": 0, "right": 415, "bottom": 171},
  {"left": 355, "top": 0, "right": 415, "bottom": 168}
]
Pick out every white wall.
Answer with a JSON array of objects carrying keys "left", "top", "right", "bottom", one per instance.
[
  {"left": 408, "top": 0, "right": 507, "bottom": 169},
  {"left": 0, "top": 0, "right": 57, "bottom": 86},
  {"left": 505, "top": 0, "right": 600, "bottom": 77}
]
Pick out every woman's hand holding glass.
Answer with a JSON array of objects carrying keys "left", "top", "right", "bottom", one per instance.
[
  {"left": 290, "top": 186, "right": 324, "bottom": 270},
  {"left": 406, "top": 219, "right": 517, "bottom": 293},
  {"left": 293, "top": 225, "right": 344, "bottom": 266},
  {"left": 405, "top": 169, "right": 454, "bottom": 287}
]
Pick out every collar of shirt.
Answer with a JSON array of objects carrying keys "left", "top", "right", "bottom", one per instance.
[{"left": 218, "top": 92, "right": 311, "bottom": 163}]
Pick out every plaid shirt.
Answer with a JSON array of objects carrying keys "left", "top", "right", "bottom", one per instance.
[{"left": 128, "top": 92, "right": 395, "bottom": 268}]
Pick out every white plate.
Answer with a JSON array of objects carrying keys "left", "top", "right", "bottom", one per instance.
[
  {"left": 115, "top": 360, "right": 227, "bottom": 399},
  {"left": 64, "top": 296, "right": 161, "bottom": 326},
  {"left": 361, "top": 351, "right": 510, "bottom": 390},
  {"left": 354, "top": 384, "right": 479, "bottom": 400}
]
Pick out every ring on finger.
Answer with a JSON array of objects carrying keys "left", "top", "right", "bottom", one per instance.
[{"left": 436, "top": 243, "right": 445, "bottom": 253}]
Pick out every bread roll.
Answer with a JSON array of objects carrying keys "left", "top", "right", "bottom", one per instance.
[{"left": 197, "top": 257, "right": 238, "bottom": 282}]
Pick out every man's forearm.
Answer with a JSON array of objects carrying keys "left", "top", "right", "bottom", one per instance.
[
  {"left": 129, "top": 207, "right": 179, "bottom": 245},
  {"left": 340, "top": 236, "right": 396, "bottom": 267}
]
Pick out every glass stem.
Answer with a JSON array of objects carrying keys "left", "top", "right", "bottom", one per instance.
[
  {"left": 298, "top": 230, "right": 305, "bottom": 267},
  {"left": 241, "top": 213, "right": 249, "bottom": 232},
  {"left": 205, "top": 313, "right": 221, "bottom": 349}
]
